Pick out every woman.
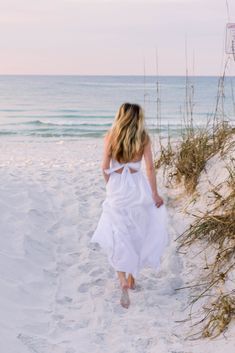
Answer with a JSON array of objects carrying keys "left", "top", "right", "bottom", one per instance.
[{"left": 90, "top": 102, "right": 169, "bottom": 308}]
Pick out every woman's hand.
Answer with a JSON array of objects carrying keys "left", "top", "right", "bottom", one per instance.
[{"left": 152, "top": 193, "right": 164, "bottom": 208}]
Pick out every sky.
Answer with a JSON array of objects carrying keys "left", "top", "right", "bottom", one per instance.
[{"left": 0, "top": 0, "right": 235, "bottom": 75}]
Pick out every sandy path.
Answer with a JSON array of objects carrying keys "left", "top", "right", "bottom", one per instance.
[{"left": 1, "top": 138, "right": 233, "bottom": 353}]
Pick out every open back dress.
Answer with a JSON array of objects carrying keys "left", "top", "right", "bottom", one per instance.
[{"left": 90, "top": 157, "right": 169, "bottom": 278}]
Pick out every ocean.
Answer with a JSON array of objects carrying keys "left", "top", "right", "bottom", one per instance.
[{"left": 0, "top": 75, "right": 234, "bottom": 139}]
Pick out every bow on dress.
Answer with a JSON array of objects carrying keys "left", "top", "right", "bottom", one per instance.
[{"left": 104, "top": 162, "right": 141, "bottom": 188}]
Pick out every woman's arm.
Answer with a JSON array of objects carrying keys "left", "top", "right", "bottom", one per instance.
[
  {"left": 101, "top": 132, "right": 111, "bottom": 183},
  {"left": 143, "top": 138, "right": 164, "bottom": 208}
]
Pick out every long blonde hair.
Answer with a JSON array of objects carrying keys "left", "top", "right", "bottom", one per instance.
[{"left": 108, "top": 102, "right": 149, "bottom": 163}]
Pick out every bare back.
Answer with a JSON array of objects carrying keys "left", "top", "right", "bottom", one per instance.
[{"left": 102, "top": 132, "right": 154, "bottom": 175}]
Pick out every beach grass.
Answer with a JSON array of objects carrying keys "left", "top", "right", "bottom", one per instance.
[
  {"left": 159, "top": 125, "right": 235, "bottom": 338},
  {"left": 156, "top": 119, "right": 234, "bottom": 193},
  {"left": 154, "top": 67, "right": 235, "bottom": 338}
]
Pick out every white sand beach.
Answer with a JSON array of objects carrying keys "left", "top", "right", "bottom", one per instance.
[{"left": 0, "top": 137, "right": 234, "bottom": 353}]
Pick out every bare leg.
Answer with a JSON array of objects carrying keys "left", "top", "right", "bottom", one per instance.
[
  {"left": 127, "top": 274, "right": 136, "bottom": 290},
  {"left": 117, "top": 271, "right": 128, "bottom": 289},
  {"left": 117, "top": 271, "right": 130, "bottom": 308}
]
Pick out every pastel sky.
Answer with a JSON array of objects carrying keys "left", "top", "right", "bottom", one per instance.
[{"left": 1, "top": 0, "right": 235, "bottom": 75}]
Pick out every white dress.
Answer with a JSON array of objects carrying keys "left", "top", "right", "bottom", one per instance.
[{"left": 90, "top": 158, "right": 169, "bottom": 278}]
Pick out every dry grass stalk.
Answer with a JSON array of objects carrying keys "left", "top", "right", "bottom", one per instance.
[
  {"left": 177, "top": 212, "right": 235, "bottom": 248},
  {"left": 174, "top": 128, "right": 210, "bottom": 193},
  {"left": 202, "top": 293, "right": 235, "bottom": 338},
  {"left": 155, "top": 135, "right": 175, "bottom": 170}
]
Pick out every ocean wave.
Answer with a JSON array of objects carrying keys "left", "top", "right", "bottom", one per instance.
[
  {"left": 6, "top": 119, "right": 190, "bottom": 130},
  {"left": 9, "top": 120, "right": 112, "bottom": 127},
  {"left": 0, "top": 125, "right": 184, "bottom": 138},
  {"left": 11, "top": 114, "right": 114, "bottom": 120},
  {"left": 0, "top": 131, "right": 18, "bottom": 135},
  {"left": 0, "top": 109, "right": 26, "bottom": 112}
]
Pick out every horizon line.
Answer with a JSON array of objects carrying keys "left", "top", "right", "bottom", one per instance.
[{"left": 0, "top": 73, "right": 233, "bottom": 77}]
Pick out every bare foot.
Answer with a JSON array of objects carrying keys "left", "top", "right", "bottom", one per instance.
[
  {"left": 127, "top": 274, "right": 136, "bottom": 290},
  {"left": 119, "top": 277, "right": 128, "bottom": 289},
  {"left": 120, "top": 288, "right": 130, "bottom": 309},
  {"left": 119, "top": 278, "right": 130, "bottom": 309}
]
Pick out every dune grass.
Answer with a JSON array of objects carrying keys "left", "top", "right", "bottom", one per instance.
[
  {"left": 175, "top": 157, "right": 235, "bottom": 338},
  {"left": 201, "top": 293, "right": 235, "bottom": 338},
  {"left": 153, "top": 68, "right": 235, "bottom": 338},
  {"left": 156, "top": 119, "right": 234, "bottom": 193}
]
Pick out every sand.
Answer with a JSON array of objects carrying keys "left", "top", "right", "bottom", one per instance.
[{"left": 0, "top": 137, "right": 234, "bottom": 353}]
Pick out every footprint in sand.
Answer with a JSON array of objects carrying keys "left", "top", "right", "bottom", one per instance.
[
  {"left": 89, "top": 269, "right": 102, "bottom": 277},
  {"left": 18, "top": 333, "right": 55, "bottom": 353},
  {"left": 56, "top": 296, "right": 73, "bottom": 304},
  {"left": 93, "top": 278, "right": 106, "bottom": 286},
  {"left": 77, "top": 283, "right": 90, "bottom": 293}
]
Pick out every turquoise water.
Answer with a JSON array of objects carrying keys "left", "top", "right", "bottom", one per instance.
[{"left": 0, "top": 75, "right": 234, "bottom": 138}]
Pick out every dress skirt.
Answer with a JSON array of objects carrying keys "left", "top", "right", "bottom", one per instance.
[{"left": 90, "top": 159, "right": 169, "bottom": 278}]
